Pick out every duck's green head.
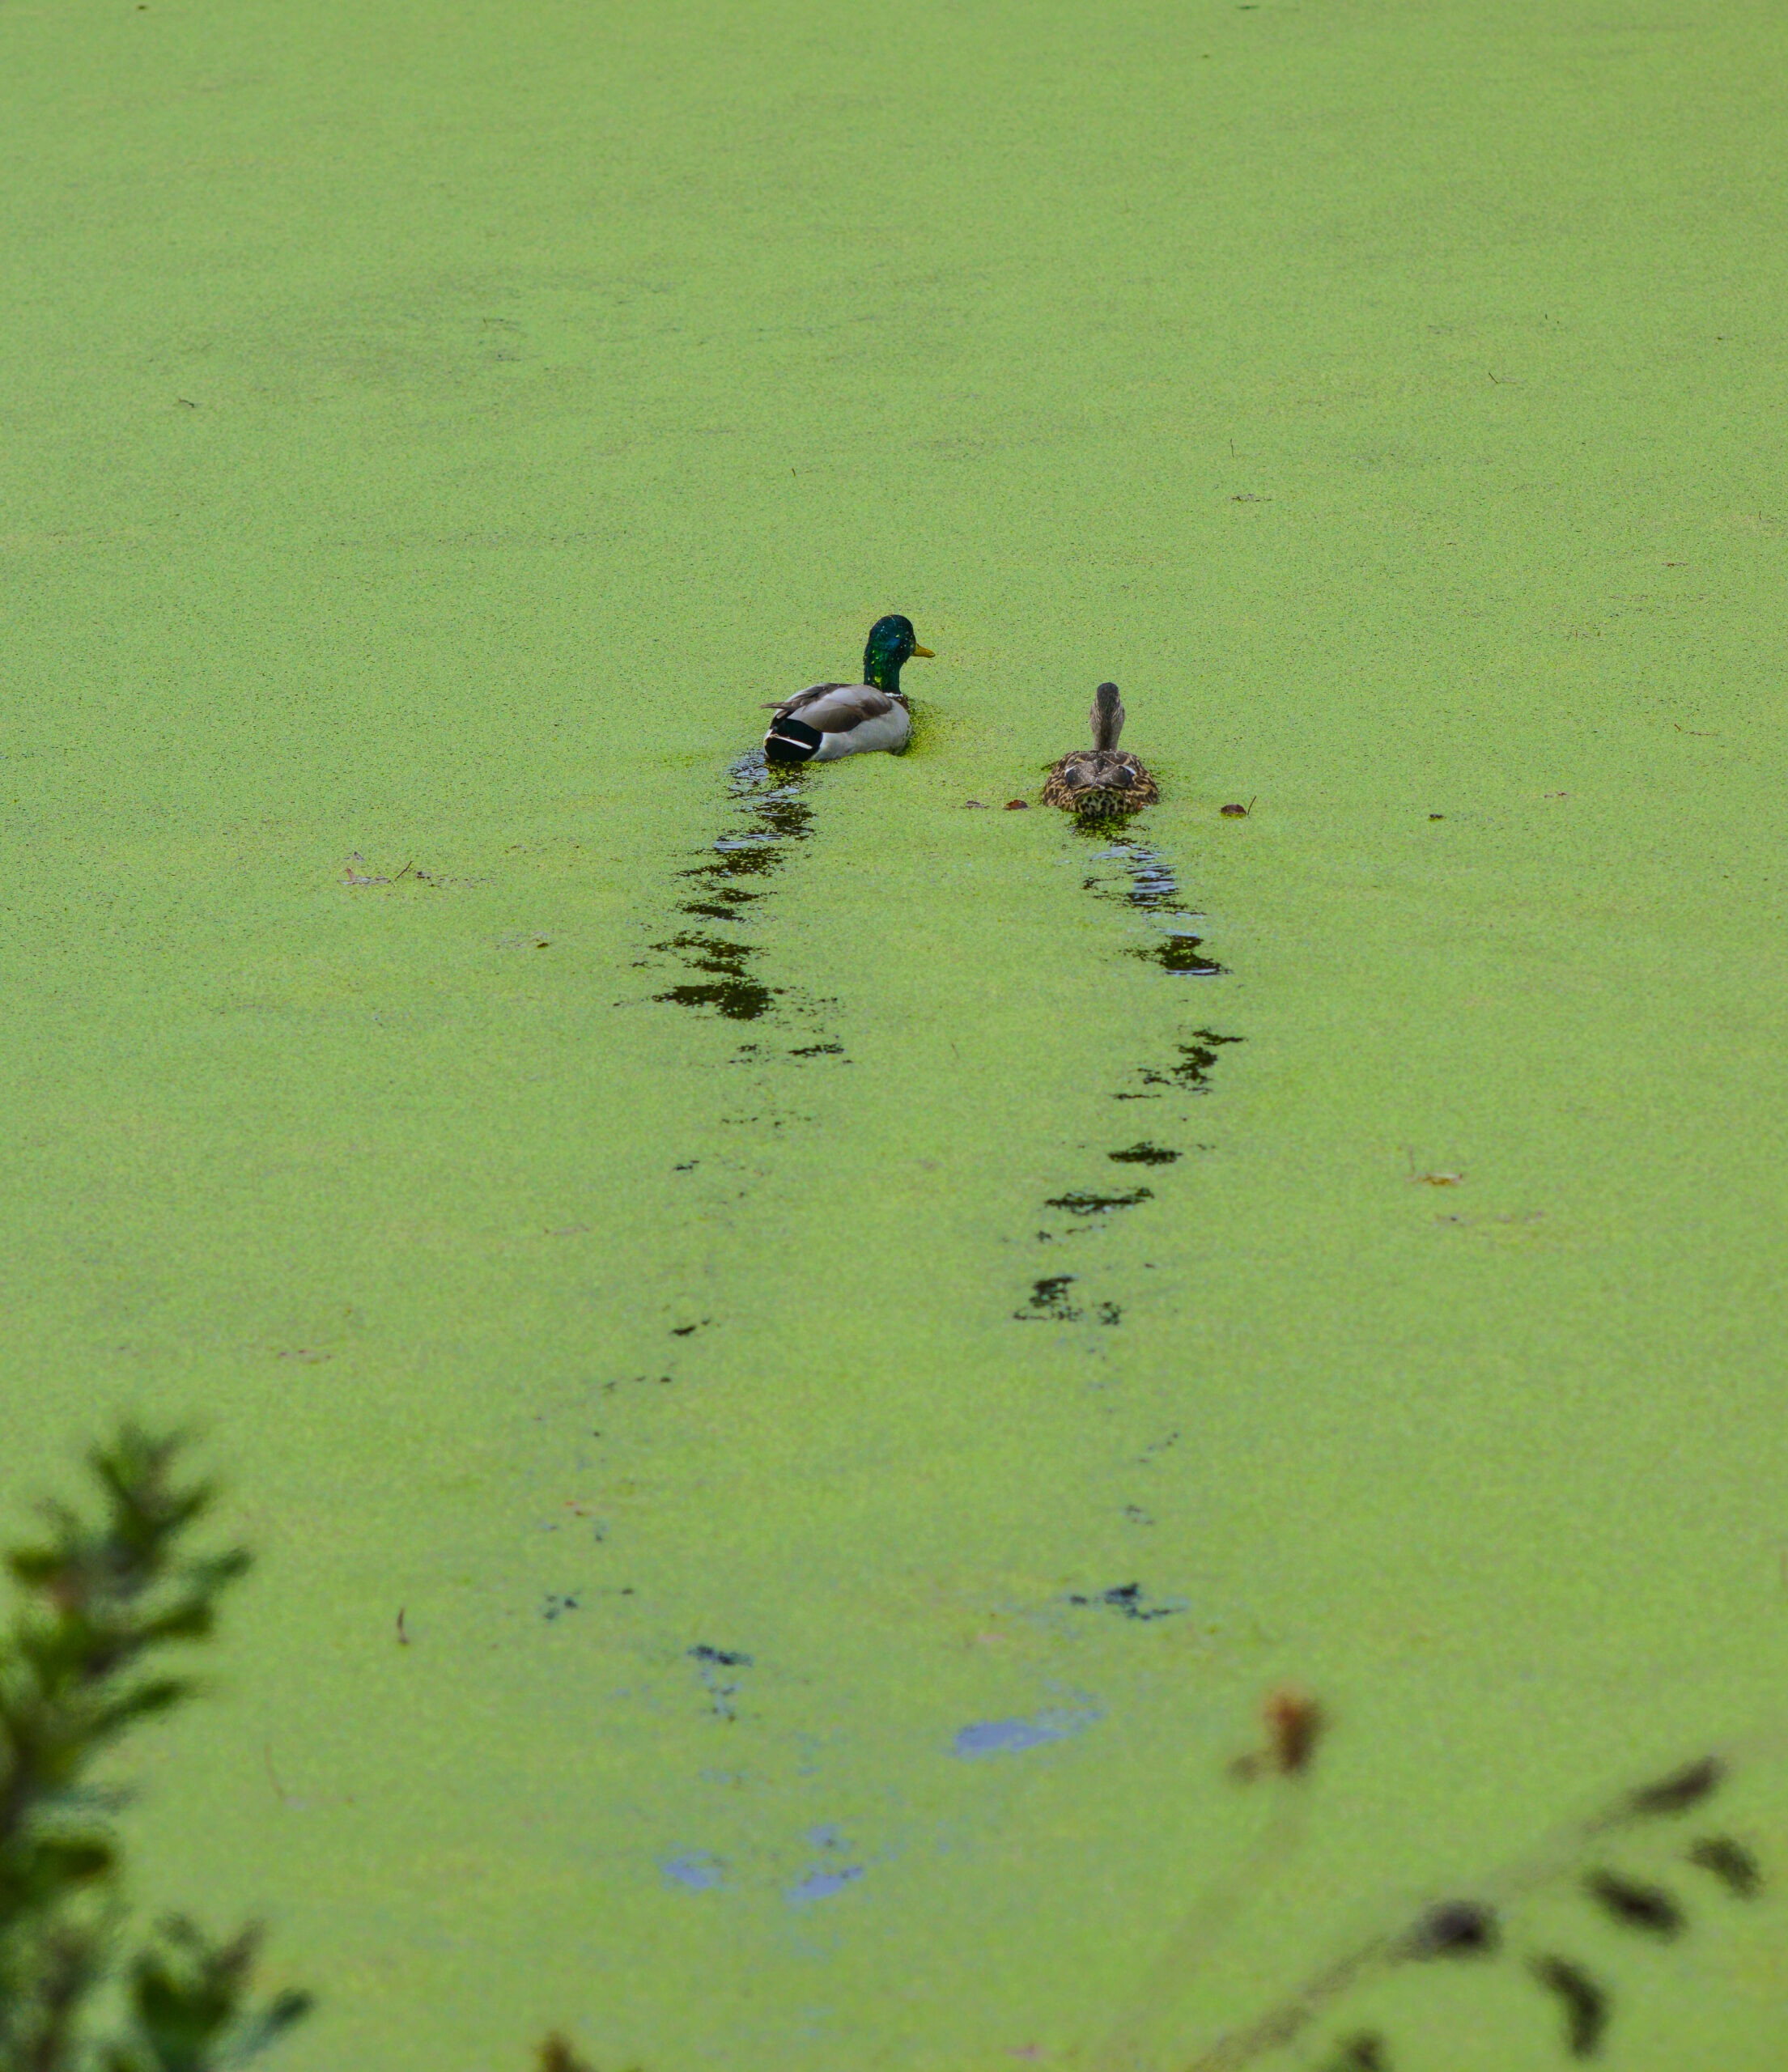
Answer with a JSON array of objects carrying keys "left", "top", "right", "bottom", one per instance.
[{"left": 863, "top": 613, "right": 934, "bottom": 696}]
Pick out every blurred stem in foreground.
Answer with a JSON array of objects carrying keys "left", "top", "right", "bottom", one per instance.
[{"left": 0, "top": 1423, "right": 312, "bottom": 2071}]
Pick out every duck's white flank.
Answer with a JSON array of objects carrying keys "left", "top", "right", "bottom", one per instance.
[{"left": 762, "top": 681, "right": 911, "bottom": 762}]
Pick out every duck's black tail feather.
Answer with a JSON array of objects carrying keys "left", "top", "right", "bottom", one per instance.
[{"left": 764, "top": 718, "right": 822, "bottom": 764}]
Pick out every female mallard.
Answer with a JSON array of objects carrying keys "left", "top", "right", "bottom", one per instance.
[
  {"left": 1042, "top": 682, "right": 1159, "bottom": 816},
  {"left": 762, "top": 614, "right": 934, "bottom": 765}
]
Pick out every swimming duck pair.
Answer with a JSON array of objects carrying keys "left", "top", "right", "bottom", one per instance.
[{"left": 761, "top": 614, "right": 1157, "bottom": 818}]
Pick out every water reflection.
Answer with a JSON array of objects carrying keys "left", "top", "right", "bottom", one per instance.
[
  {"left": 1136, "top": 933, "right": 1225, "bottom": 976},
  {"left": 651, "top": 931, "right": 777, "bottom": 1021},
  {"left": 651, "top": 753, "right": 843, "bottom": 1052},
  {"left": 1081, "top": 833, "right": 1227, "bottom": 977},
  {"left": 1081, "top": 837, "right": 1187, "bottom": 912}
]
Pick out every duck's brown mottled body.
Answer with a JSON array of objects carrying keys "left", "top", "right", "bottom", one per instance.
[
  {"left": 1041, "top": 750, "right": 1159, "bottom": 814},
  {"left": 1042, "top": 682, "right": 1158, "bottom": 817}
]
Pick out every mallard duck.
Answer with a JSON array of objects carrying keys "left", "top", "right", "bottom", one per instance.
[
  {"left": 1042, "top": 682, "right": 1159, "bottom": 815},
  {"left": 762, "top": 614, "right": 934, "bottom": 764}
]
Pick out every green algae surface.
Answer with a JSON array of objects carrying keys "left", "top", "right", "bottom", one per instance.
[{"left": 4, "top": 1, "right": 1788, "bottom": 2066}]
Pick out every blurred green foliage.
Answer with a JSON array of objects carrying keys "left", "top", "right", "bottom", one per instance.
[
  {"left": 0, "top": 1427, "right": 614, "bottom": 2072},
  {"left": 0, "top": 1424, "right": 311, "bottom": 2071}
]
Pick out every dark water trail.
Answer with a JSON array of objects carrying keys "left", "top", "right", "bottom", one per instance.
[
  {"left": 648, "top": 751, "right": 846, "bottom": 1058},
  {"left": 591, "top": 755, "right": 852, "bottom": 1420},
  {"left": 1013, "top": 826, "right": 1238, "bottom": 1327},
  {"left": 1081, "top": 833, "right": 1226, "bottom": 978}
]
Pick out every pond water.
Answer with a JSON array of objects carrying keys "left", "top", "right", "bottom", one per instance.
[{"left": 2, "top": 1, "right": 1786, "bottom": 2066}]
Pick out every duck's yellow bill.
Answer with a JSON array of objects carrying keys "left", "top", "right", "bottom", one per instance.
[{"left": 911, "top": 644, "right": 936, "bottom": 657}]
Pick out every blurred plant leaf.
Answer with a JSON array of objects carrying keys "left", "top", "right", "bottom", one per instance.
[{"left": 0, "top": 1425, "right": 310, "bottom": 2072}]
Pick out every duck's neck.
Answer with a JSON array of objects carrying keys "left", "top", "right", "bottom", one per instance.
[
  {"left": 863, "top": 637, "right": 910, "bottom": 697},
  {"left": 1091, "top": 703, "right": 1123, "bottom": 752},
  {"left": 864, "top": 652, "right": 906, "bottom": 697}
]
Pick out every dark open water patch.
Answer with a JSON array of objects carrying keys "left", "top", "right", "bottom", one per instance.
[
  {"left": 1134, "top": 930, "right": 1225, "bottom": 977},
  {"left": 1015, "top": 1275, "right": 1081, "bottom": 1321},
  {"left": 1045, "top": 1187, "right": 1154, "bottom": 1215},
  {"left": 1065, "top": 1582, "right": 1184, "bottom": 1621},
  {"left": 1012, "top": 1275, "right": 1119, "bottom": 1324},
  {"left": 651, "top": 930, "right": 777, "bottom": 1020},
  {"left": 1115, "top": 1030, "right": 1242, "bottom": 1102},
  {"left": 688, "top": 1642, "right": 753, "bottom": 1720}
]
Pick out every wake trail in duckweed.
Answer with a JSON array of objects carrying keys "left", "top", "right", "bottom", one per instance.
[{"left": 1014, "top": 826, "right": 1241, "bottom": 1333}]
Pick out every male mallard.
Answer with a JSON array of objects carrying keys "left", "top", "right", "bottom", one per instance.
[
  {"left": 1042, "top": 682, "right": 1159, "bottom": 816},
  {"left": 762, "top": 614, "right": 934, "bottom": 764}
]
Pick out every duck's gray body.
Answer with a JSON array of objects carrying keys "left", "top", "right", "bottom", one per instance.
[{"left": 762, "top": 681, "right": 911, "bottom": 762}]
